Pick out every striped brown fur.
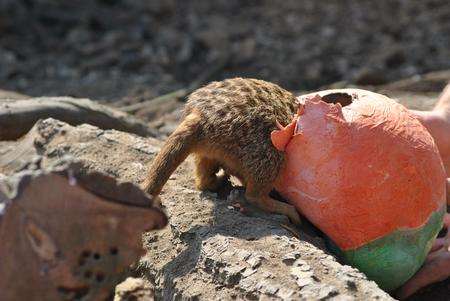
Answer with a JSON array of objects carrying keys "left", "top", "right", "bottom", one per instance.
[{"left": 142, "top": 78, "right": 301, "bottom": 223}]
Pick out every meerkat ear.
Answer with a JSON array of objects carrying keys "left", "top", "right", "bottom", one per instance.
[{"left": 271, "top": 120, "right": 296, "bottom": 151}]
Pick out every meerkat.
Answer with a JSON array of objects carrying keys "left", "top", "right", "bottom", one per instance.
[{"left": 142, "top": 77, "right": 301, "bottom": 224}]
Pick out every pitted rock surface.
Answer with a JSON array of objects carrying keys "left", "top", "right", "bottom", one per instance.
[{"left": 0, "top": 157, "right": 166, "bottom": 301}]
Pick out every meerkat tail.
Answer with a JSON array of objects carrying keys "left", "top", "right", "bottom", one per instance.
[{"left": 142, "top": 112, "right": 201, "bottom": 196}]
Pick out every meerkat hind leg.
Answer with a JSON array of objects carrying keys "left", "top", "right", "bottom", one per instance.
[
  {"left": 194, "top": 155, "right": 229, "bottom": 192},
  {"left": 245, "top": 180, "right": 301, "bottom": 225}
]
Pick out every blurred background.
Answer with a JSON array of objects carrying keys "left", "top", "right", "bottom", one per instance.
[{"left": 1, "top": 0, "right": 449, "bottom": 103}]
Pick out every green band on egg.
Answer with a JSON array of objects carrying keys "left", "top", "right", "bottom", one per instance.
[{"left": 328, "top": 206, "right": 445, "bottom": 292}]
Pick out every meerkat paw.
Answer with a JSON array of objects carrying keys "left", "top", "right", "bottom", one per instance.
[
  {"left": 286, "top": 208, "right": 302, "bottom": 226},
  {"left": 245, "top": 189, "right": 302, "bottom": 226}
]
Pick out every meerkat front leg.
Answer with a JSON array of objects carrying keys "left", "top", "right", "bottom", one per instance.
[{"left": 245, "top": 180, "right": 301, "bottom": 225}]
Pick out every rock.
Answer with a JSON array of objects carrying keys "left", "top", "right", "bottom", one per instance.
[
  {"left": 0, "top": 118, "right": 393, "bottom": 300},
  {"left": 0, "top": 96, "right": 158, "bottom": 140},
  {"left": 115, "top": 277, "right": 154, "bottom": 301},
  {"left": 0, "top": 156, "right": 166, "bottom": 301},
  {"left": 379, "top": 70, "right": 450, "bottom": 93},
  {"left": 0, "top": 89, "right": 29, "bottom": 100}
]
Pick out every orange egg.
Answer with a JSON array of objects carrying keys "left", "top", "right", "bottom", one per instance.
[{"left": 272, "top": 89, "right": 446, "bottom": 290}]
